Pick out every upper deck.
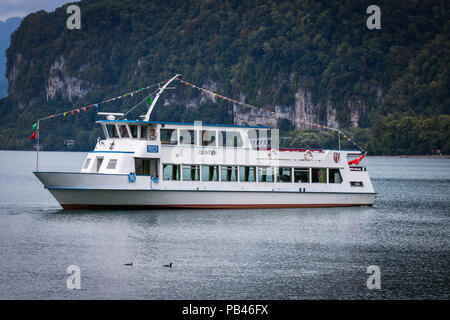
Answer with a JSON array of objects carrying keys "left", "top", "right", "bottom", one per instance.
[{"left": 90, "top": 119, "right": 362, "bottom": 170}]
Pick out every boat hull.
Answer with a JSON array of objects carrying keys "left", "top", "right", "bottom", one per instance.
[{"left": 47, "top": 188, "right": 376, "bottom": 210}]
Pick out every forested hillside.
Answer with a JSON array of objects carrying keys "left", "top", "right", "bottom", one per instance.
[{"left": 0, "top": 0, "right": 448, "bottom": 154}]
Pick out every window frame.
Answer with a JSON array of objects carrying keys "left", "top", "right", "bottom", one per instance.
[
  {"left": 162, "top": 164, "right": 181, "bottom": 180},
  {"left": 182, "top": 164, "right": 200, "bottom": 181},
  {"left": 160, "top": 128, "right": 178, "bottom": 145},
  {"left": 106, "top": 159, "right": 118, "bottom": 170}
]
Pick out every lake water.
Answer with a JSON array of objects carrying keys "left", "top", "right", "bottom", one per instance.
[{"left": 0, "top": 150, "right": 448, "bottom": 299}]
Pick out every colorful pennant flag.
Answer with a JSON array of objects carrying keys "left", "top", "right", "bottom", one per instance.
[{"left": 29, "top": 131, "right": 37, "bottom": 140}]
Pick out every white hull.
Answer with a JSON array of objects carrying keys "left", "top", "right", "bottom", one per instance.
[{"left": 35, "top": 172, "right": 375, "bottom": 209}]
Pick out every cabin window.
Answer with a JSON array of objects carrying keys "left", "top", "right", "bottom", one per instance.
[
  {"left": 106, "top": 159, "right": 117, "bottom": 169},
  {"left": 201, "top": 130, "right": 216, "bottom": 147},
  {"left": 160, "top": 129, "right": 177, "bottom": 145},
  {"left": 179, "top": 130, "right": 197, "bottom": 145},
  {"left": 221, "top": 166, "right": 238, "bottom": 182},
  {"left": 239, "top": 166, "right": 256, "bottom": 182},
  {"left": 106, "top": 125, "right": 119, "bottom": 138},
  {"left": 277, "top": 167, "right": 292, "bottom": 183},
  {"left": 202, "top": 165, "right": 219, "bottom": 181},
  {"left": 218, "top": 131, "right": 243, "bottom": 147},
  {"left": 258, "top": 167, "right": 274, "bottom": 182},
  {"left": 83, "top": 158, "right": 91, "bottom": 169},
  {"left": 96, "top": 157, "right": 104, "bottom": 172},
  {"left": 350, "top": 181, "right": 364, "bottom": 187},
  {"left": 312, "top": 168, "right": 327, "bottom": 183},
  {"left": 182, "top": 165, "right": 200, "bottom": 181},
  {"left": 118, "top": 125, "right": 129, "bottom": 138},
  {"left": 163, "top": 164, "right": 180, "bottom": 180},
  {"left": 329, "top": 169, "right": 343, "bottom": 183},
  {"left": 294, "top": 168, "right": 310, "bottom": 183},
  {"left": 129, "top": 125, "right": 138, "bottom": 138}
]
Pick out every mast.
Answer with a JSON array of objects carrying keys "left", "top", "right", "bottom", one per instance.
[
  {"left": 143, "top": 74, "right": 181, "bottom": 121},
  {"left": 36, "top": 119, "right": 39, "bottom": 171}
]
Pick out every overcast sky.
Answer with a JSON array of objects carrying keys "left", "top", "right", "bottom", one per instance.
[{"left": 0, "top": 0, "right": 74, "bottom": 22}]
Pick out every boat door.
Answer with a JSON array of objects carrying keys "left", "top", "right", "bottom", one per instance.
[{"left": 134, "top": 158, "right": 160, "bottom": 189}]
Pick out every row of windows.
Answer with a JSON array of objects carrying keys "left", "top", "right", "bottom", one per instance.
[
  {"left": 83, "top": 157, "right": 117, "bottom": 171},
  {"left": 104, "top": 124, "right": 245, "bottom": 148},
  {"left": 161, "top": 129, "right": 243, "bottom": 147},
  {"left": 163, "top": 165, "right": 342, "bottom": 184}
]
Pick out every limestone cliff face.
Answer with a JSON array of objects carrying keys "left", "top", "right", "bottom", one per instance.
[
  {"left": 232, "top": 84, "right": 365, "bottom": 129},
  {"left": 45, "top": 56, "right": 90, "bottom": 102},
  {"left": 8, "top": 53, "right": 91, "bottom": 109}
]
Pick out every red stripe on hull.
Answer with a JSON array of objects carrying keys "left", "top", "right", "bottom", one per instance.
[{"left": 60, "top": 203, "right": 372, "bottom": 210}]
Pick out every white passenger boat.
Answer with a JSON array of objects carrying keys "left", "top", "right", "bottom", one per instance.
[{"left": 34, "top": 76, "right": 376, "bottom": 209}]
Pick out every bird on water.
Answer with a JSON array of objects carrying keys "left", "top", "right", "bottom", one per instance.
[{"left": 163, "top": 263, "right": 172, "bottom": 268}]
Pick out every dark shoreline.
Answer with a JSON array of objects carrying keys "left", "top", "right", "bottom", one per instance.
[{"left": 370, "top": 155, "right": 450, "bottom": 159}]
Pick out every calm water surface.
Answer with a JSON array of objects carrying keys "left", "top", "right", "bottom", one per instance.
[{"left": 0, "top": 151, "right": 449, "bottom": 299}]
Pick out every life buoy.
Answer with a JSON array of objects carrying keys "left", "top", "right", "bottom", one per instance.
[{"left": 304, "top": 150, "right": 313, "bottom": 161}]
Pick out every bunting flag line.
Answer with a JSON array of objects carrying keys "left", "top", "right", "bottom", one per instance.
[
  {"left": 29, "top": 80, "right": 167, "bottom": 139},
  {"left": 175, "top": 77, "right": 365, "bottom": 154}
]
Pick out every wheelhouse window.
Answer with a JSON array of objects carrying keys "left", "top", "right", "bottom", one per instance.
[
  {"left": 106, "top": 159, "right": 117, "bottom": 169},
  {"left": 239, "top": 166, "right": 256, "bottom": 182},
  {"left": 160, "top": 129, "right": 177, "bottom": 145},
  {"left": 163, "top": 164, "right": 180, "bottom": 180},
  {"left": 221, "top": 166, "right": 238, "bottom": 182},
  {"left": 201, "top": 130, "right": 216, "bottom": 147},
  {"left": 106, "top": 125, "right": 119, "bottom": 138},
  {"left": 182, "top": 165, "right": 200, "bottom": 181},
  {"left": 277, "top": 167, "right": 292, "bottom": 182},
  {"left": 139, "top": 126, "right": 148, "bottom": 140},
  {"left": 179, "top": 130, "right": 197, "bottom": 145},
  {"left": 118, "top": 125, "right": 129, "bottom": 138},
  {"left": 312, "top": 168, "right": 327, "bottom": 183},
  {"left": 129, "top": 125, "right": 138, "bottom": 138},
  {"left": 202, "top": 165, "right": 219, "bottom": 181},
  {"left": 294, "top": 168, "right": 310, "bottom": 183},
  {"left": 83, "top": 158, "right": 91, "bottom": 169},
  {"left": 258, "top": 167, "right": 274, "bottom": 182},
  {"left": 329, "top": 169, "right": 343, "bottom": 183},
  {"left": 218, "top": 131, "right": 243, "bottom": 147}
]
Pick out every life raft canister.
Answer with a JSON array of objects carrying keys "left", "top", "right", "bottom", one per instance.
[{"left": 304, "top": 150, "right": 313, "bottom": 161}]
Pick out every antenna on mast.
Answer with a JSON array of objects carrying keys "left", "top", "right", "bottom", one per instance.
[{"left": 143, "top": 74, "right": 181, "bottom": 121}]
